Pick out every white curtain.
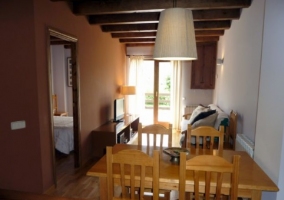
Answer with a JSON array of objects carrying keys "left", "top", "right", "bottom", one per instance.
[
  {"left": 128, "top": 56, "right": 144, "bottom": 115},
  {"left": 170, "top": 61, "right": 182, "bottom": 130}
]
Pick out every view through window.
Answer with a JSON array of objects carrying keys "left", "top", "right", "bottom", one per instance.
[{"left": 139, "top": 60, "right": 172, "bottom": 125}]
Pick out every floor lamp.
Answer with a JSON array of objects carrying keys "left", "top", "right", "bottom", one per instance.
[{"left": 120, "top": 85, "right": 136, "bottom": 116}]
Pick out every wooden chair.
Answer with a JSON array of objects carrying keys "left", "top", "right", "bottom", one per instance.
[
  {"left": 179, "top": 154, "right": 241, "bottom": 200},
  {"left": 224, "top": 111, "right": 238, "bottom": 150},
  {"left": 186, "top": 125, "right": 225, "bottom": 152},
  {"left": 52, "top": 94, "right": 58, "bottom": 114},
  {"left": 137, "top": 123, "right": 172, "bottom": 199},
  {"left": 52, "top": 94, "right": 68, "bottom": 116},
  {"left": 138, "top": 123, "right": 172, "bottom": 148},
  {"left": 106, "top": 146, "right": 159, "bottom": 200}
]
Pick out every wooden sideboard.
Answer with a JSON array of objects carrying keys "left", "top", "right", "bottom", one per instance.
[{"left": 92, "top": 115, "right": 139, "bottom": 158}]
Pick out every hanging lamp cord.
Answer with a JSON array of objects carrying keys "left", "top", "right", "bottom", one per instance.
[{"left": 173, "top": 0, "right": 177, "bottom": 8}]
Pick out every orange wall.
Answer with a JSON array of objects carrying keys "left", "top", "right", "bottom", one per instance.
[{"left": 0, "top": 0, "right": 126, "bottom": 193}]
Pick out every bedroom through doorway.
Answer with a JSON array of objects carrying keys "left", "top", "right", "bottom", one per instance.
[{"left": 48, "top": 28, "right": 81, "bottom": 186}]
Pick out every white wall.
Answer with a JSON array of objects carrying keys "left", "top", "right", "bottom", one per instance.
[
  {"left": 51, "top": 45, "right": 73, "bottom": 116},
  {"left": 215, "top": 0, "right": 265, "bottom": 141},
  {"left": 215, "top": 0, "right": 284, "bottom": 199},
  {"left": 254, "top": 0, "right": 284, "bottom": 199},
  {"left": 126, "top": 46, "right": 154, "bottom": 56},
  {"left": 64, "top": 48, "right": 72, "bottom": 115}
]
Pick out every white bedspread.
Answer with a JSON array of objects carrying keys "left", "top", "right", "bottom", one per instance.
[{"left": 53, "top": 116, "right": 74, "bottom": 154}]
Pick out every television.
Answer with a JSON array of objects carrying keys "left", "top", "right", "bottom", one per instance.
[{"left": 113, "top": 98, "right": 125, "bottom": 122}]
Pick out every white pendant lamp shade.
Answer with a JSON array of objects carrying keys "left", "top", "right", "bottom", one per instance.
[{"left": 153, "top": 8, "right": 197, "bottom": 61}]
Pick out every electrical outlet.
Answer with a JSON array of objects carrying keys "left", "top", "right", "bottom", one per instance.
[{"left": 11, "top": 120, "right": 26, "bottom": 130}]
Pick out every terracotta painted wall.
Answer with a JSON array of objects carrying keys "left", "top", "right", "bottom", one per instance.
[
  {"left": 0, "top": 0, "right": 44, "bottom": 193},
  {"left": 0, "top": 0, "right": 126, "bottom": 193}
]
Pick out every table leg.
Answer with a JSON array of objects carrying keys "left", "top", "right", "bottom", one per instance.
[
  {"left": 251, "top": 190, "right": 262, "bottom": 200},
  {"left": 99, "top": 177, "right": 107, "bottom": 200}
]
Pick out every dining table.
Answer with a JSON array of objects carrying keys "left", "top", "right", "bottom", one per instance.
[{"left": 87, "top": 144, "right": 279, "bottom": 200}]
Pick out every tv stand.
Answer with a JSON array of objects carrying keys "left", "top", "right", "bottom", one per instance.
[
  {"left": 113, "top": 119, "right": 124, "bottom": 123},
  {"left": 92, "top": 115, "right": 139, "bottom": 158}
]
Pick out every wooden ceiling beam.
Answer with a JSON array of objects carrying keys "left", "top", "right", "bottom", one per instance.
[
  {"left": 194, "top": 21, "right": 231, "bottom": 30},
  {"left": 120, "top": 38, "right": 155, "bottom": 43},
  {"left": 90, "top": 12, "right": 160, "bottom": 25},
  {"left": 89, "top": 9, "right": 240, "bottom": 25},
  {"left": 195, "top": 30, "right": 224, "bottom": 36},
  {"left": 126, "top": 43, "right": 155, "bottom": 47},
  {"left": 196, "top": 36, "right": 219, "bottom": 42},
  {"left": 120, "top": 36, "right": 219, "bottom": 43},
  {"left": 101, "top": 23, "right": 158, "bottom": 32},
  {"left": 193, "top": 9, "right": 240, "bottom": 21},
  {"left": 101, "top": 21, "right": 230, "bottom": 32},
  {"left": 112, "top": 32, "right": 157, "bottom": 38},
  {"left": 111, "top": 30, "right": 224, "bottom": 38},
  {"left": 73, "top": 0, "right": 251, "bottom": 15}
]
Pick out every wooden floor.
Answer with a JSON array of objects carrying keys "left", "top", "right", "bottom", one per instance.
[
  {"left": 45, "top": 151, "right": 100, "bottom": 200},
  {"left": 45, "top": 130, "right": 182, "bottom": 199}
]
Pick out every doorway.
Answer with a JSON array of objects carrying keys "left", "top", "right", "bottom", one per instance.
[
  {"left": 137, "top": 60, "right": 172, "bottom": 126},
  {"left": 47, "top": 28, "right": 81, "bottom": 186}
]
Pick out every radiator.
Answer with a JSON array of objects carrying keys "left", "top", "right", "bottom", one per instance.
[
  {"left": 236, "top": 133, "right": 255, "bottom": 158},
  {"left": 184, "top": 105, "right": 199, "bottom": 114}
]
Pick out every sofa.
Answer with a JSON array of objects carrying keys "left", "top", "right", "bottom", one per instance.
[{"left": 180, "top": 104, "right": 229, "bottom": 146}]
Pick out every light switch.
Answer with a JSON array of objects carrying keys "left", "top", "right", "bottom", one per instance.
[{"left": 11, "top": 120, "right": 26, "bottom": 130}]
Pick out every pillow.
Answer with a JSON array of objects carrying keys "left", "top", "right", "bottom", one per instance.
[
  {"left": 192, "top": 112, "right": 218, "bottom": 129},
  {"left": 188, "top": 106, "right": 210, "bottom": 124},
  {"left": 191, "top": 109, "right": 216, "bottom": 125}
]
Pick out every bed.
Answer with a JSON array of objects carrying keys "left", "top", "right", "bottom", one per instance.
[
  {"left": 52, "top": 94, "right": 74, "bottom": 154},
  {"left": 53, "top": 116, "right": 74, "bottom": 154}
]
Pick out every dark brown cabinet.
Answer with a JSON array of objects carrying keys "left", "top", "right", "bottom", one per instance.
[
  {"left": 92, "top": 115, "right": 139, "bottom": 158},
  {"left": 191, "top": 42, "right": 217, "bottom": 89}
]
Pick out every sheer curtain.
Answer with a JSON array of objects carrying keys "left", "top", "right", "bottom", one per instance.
[
  {"left": 127, "top": 56, "right": 144, "bottom": 115},
  {"left": 170, "top": 61, "right": 182, "bottom": 130}
]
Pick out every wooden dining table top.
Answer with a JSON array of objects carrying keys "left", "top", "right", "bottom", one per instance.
[{"left": 87, "top": 144, "right": 279, "bottom": 196}]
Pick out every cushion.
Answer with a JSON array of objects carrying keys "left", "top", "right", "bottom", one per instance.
[
  {"left": 192, "top": 112, "right": 218, "bottom": 128},
  {"left": 187, "top": 105, "right": 210, "bottom": 124},
  {"left": 191, "top": 109, "right": 216, "bottom": 125},
  {"left": 208, "top": 104, "right": 229, "bottom": 129}
]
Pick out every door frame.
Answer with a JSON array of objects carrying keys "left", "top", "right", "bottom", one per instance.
[{"left": 47, "top": 28, "right": 81, "bottom": 186}]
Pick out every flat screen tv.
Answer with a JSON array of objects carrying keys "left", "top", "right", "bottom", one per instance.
[{"left": 113, "top": 98, "right": 125, "bottom": 122}]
